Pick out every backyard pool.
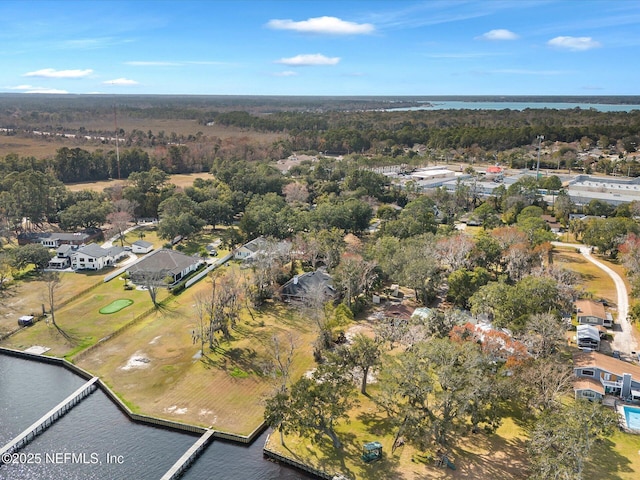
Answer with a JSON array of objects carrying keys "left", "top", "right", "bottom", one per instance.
[{"left": 623, "top": 405, "right": 640, "bottom": 431}]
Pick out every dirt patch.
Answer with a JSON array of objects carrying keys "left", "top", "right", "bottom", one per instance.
[
  {"left": 65, "top": 172, "right": 214, "bottom": 193},
  {"left": 121, "top": 352, "right": 151, "bottom": 371}
]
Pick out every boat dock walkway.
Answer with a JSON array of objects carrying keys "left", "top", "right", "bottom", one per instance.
[
  {"left": 160, "top": 429, "right": 215, "bottom": 480},
  {"left": 0, "top": 376, "right": 99, "bottom": 461}
]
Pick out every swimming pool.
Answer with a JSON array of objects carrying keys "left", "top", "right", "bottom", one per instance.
[{"left": 623, "top": 405, "right": 640, "bottom": 431}]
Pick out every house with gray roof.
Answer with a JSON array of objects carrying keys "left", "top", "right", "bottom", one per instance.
[
  {"left": 71, "top": 244, "right": 127, "bottom": 271},
  {"left": 18, "top": 228, "right": 102, "bottom": 247},
  {"left": 234, "top": 237, "right": 268, "bottom": 260},
  {"left": 126, "top": 249, "right": 203, "bottom": 286},
  {"left": 280, "top": 268, "right": 335, "bottom": 303},
  {"left": 131, "top": 240, "right": 154, "bottom": 254}
]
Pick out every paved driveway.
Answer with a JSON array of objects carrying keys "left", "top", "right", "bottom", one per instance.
[{"left": 553, "top": 242, "right": 638, "bottom": 356}]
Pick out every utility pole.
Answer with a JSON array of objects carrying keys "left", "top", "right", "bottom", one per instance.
[
  {"left": 114, "top": 105, "right": 121, "bottom": 180},
  {"left": 536, "top": 135, "right": 544, "bottom": 180}
]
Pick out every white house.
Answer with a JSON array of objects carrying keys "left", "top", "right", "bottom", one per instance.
[
  {"left": 131, "top": 240, "right": 154, "bottom": 254},
  {"left": 47, "top": 244, "right": 77, "bottom": 269},
  {"left": 71, "top": 244, "right": 127, "bottom": 271},
  {"left": 234, "top": 237, "right": 268, "bottom": 260}
]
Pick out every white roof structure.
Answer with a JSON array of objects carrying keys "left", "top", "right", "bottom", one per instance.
[{"left": 576, "top": 324, "right": 600, "bottom": 342}]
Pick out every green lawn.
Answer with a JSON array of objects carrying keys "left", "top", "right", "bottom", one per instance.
[
  {"left": 1, "top": 275, "right": 168, "bottom": 357},
  {"left": 76, "top": 275, "right": 318, "bottom": 435},
  {"left": 99, "top": 298, "right": 134, "bottom": 314}
]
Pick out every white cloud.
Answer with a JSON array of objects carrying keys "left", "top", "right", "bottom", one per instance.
[
  {"left": 103, "top": 78, "right": 139, "bottom": 86},
  {"left": 547, "top": 36, "right": 601, "bottom": 51},
  {"left": 267, "top": 16, "right": 374, "bottom": 35},
  {"left": 276, "top": 54, "right": 340, "bottom": 66},
  {"left": 7, "top": 85, "right": 68, "bottom": 94},
  {"left": 476, "top": 29, "right": 519, "bottom": 41},
  {"left": 273, "top": 71, "right": 298, "bottom": 77},
  {"left": 25, "top": 88, "right": 69, "bottom": 94},
  {"left": 23, "top": 68, "right": 93, "bottom": 78}
]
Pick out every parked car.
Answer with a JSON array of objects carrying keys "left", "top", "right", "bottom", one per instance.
[{"left": 613, "top": 350, "right": 621, "bottom": 359}]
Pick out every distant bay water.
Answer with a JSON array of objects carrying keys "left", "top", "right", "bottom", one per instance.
[{"left": 386, "top": 101, "right": 640, "bottom": 112}]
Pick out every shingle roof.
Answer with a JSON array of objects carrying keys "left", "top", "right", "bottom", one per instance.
[
  {"left": 574, "top": 377, "right": 605, "bottom": 395},
  {"left": 574, "top": 351, "right": 640, "bottom": 378},
  {"left": 244, "top": 237, "right": 267, "bottom": 253},
  {"left": 576, "top": 299, "right": 606, "bottom": 319},
  {"left": 75, "top": 244, "right": 109, "bottom": 258},
  {"left": 133, "top": 240, "right": 153, "bottom": 248},
  {"left": 127, "top": 249, "right": 200, "bottom": 276},
  {"left": 281, "top": 269, "right": 334, "bottom": 299}
]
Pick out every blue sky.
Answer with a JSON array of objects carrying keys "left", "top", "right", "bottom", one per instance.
[{"left": 1, "top": 0, "right": 639, "bottom": 96}]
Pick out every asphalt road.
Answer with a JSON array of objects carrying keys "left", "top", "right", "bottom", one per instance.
[{"left": 553, "top": 241, "right": 638, "bottom": 356}]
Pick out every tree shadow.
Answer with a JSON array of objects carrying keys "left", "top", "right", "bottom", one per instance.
[
  {"left": 447, "top": 432, "right": 530, "bottom": 479},
  {"left": 585, "top": 437, "right": 635, "bottom": 479},
  {"left": 217, "top": 346, "right": 271, "bottom": 377},
  {"left": 356, "top": 410, "right": 398, "bottom": 437}
]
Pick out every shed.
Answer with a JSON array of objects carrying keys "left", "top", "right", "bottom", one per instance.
[
  {"left": 362, "top": 441, "right": 383, "bottom": 463},
  {"left": 18, "top": 315, "right": 35, "bottom": 326},
  {"left": 132, "top": 240, "right": 154, "bottom": 254}
]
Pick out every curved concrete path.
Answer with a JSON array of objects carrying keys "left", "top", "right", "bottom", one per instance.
[{"left": 553, "top": 241, "right": 638, "bottom": 356}]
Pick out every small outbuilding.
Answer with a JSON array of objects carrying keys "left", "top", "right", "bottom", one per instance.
[
  {"left": 131, "top": 240, "right": 154, "bottom": 254},
  {"left": 18, "top": 315, "right": 35, "bottom": 326},
  {"left": 361, "top": 441, "right": 383, "bottom": 463}
]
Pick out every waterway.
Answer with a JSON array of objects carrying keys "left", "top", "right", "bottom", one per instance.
[
  {"left": 387, "top": 101, "right": 640, "bottom": 112},
  {"left": 0, "top": 355, "right": 314, "bottom": 479}
]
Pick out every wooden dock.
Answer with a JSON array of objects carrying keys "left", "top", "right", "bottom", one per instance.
[
  {"left": 160, "top": 429, "right": 215, "bottom": 480},
  {"left": 0, "top": 377, "right": 99, "bottom": 461}
]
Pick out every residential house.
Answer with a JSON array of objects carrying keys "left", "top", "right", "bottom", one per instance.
[
  {"left": 47, "top": 244, "right": 77, "bottom": 269},
  {"left": 131, "top": 240, "right": 154, "bottom": 254},
  {"left": 234, "top": 237, "right": 268, "bottom": 260},
  {"left": 71, "top": 244, "right": 127, "bottom": 271},
  {"left": 573, "top": 351, "right": 640, "bottom": 403},
  {"left": 576, "top": 324, "right": 601, "bottom": 351},
  {"left": 575, "top": 299, "right": 613, "bottom": 327},
  {"left": 280, "top": 268, "right": 335, "bottom": 303},
  {"left": 541, "top": 215, "right": 564, "bottom": 234},
  {"left": 126, "top": 249, "right": 203, "bottom": 287},
  {"left": 18, "top": 229, "right": 102, "bottom": 247}
]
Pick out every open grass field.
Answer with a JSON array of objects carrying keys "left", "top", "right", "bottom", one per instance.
[
  {"left": 266, "top": 396, "right": 531, "bottom": 480},
  {"left": 121, "top": 226, "right": 164, "bottom": 249},
  {"left": 0, "top": 269, "right": 103, "bottom": 336},
  {"left": 65, "top": 171, "right": 214, "bottom": 193},
  {"left": 267, "top": 387, "right": 640, "bottom": 480},
  {"left": 553, "top": 246, "right": 618, "bottom": 305},
  {"left": 0, "top": 119, "right": 285, "bottom": 158},
  {"left": 1, "top": 274, "right": 169, "bottom": 357},
  {"left": 76, "top": 273, "right": 318, "bottom": 435}
]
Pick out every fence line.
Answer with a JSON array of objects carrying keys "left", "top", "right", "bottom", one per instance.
[
  {"left": 185, "top": 253, "right": 233, "bottom": 288},
  {"left": 72, "top": 305, "right": 158, "bottom": 362},
  {"left": 55, "top": 279, "right": 103, "bottom": 310}
]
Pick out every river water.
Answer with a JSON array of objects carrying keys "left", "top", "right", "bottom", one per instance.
[
  {"left": 387, "top": 101, "right": 640, "bottom": 112},
  {"left": 0, "top": 355, "right": 313, "bottom": 480}
]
